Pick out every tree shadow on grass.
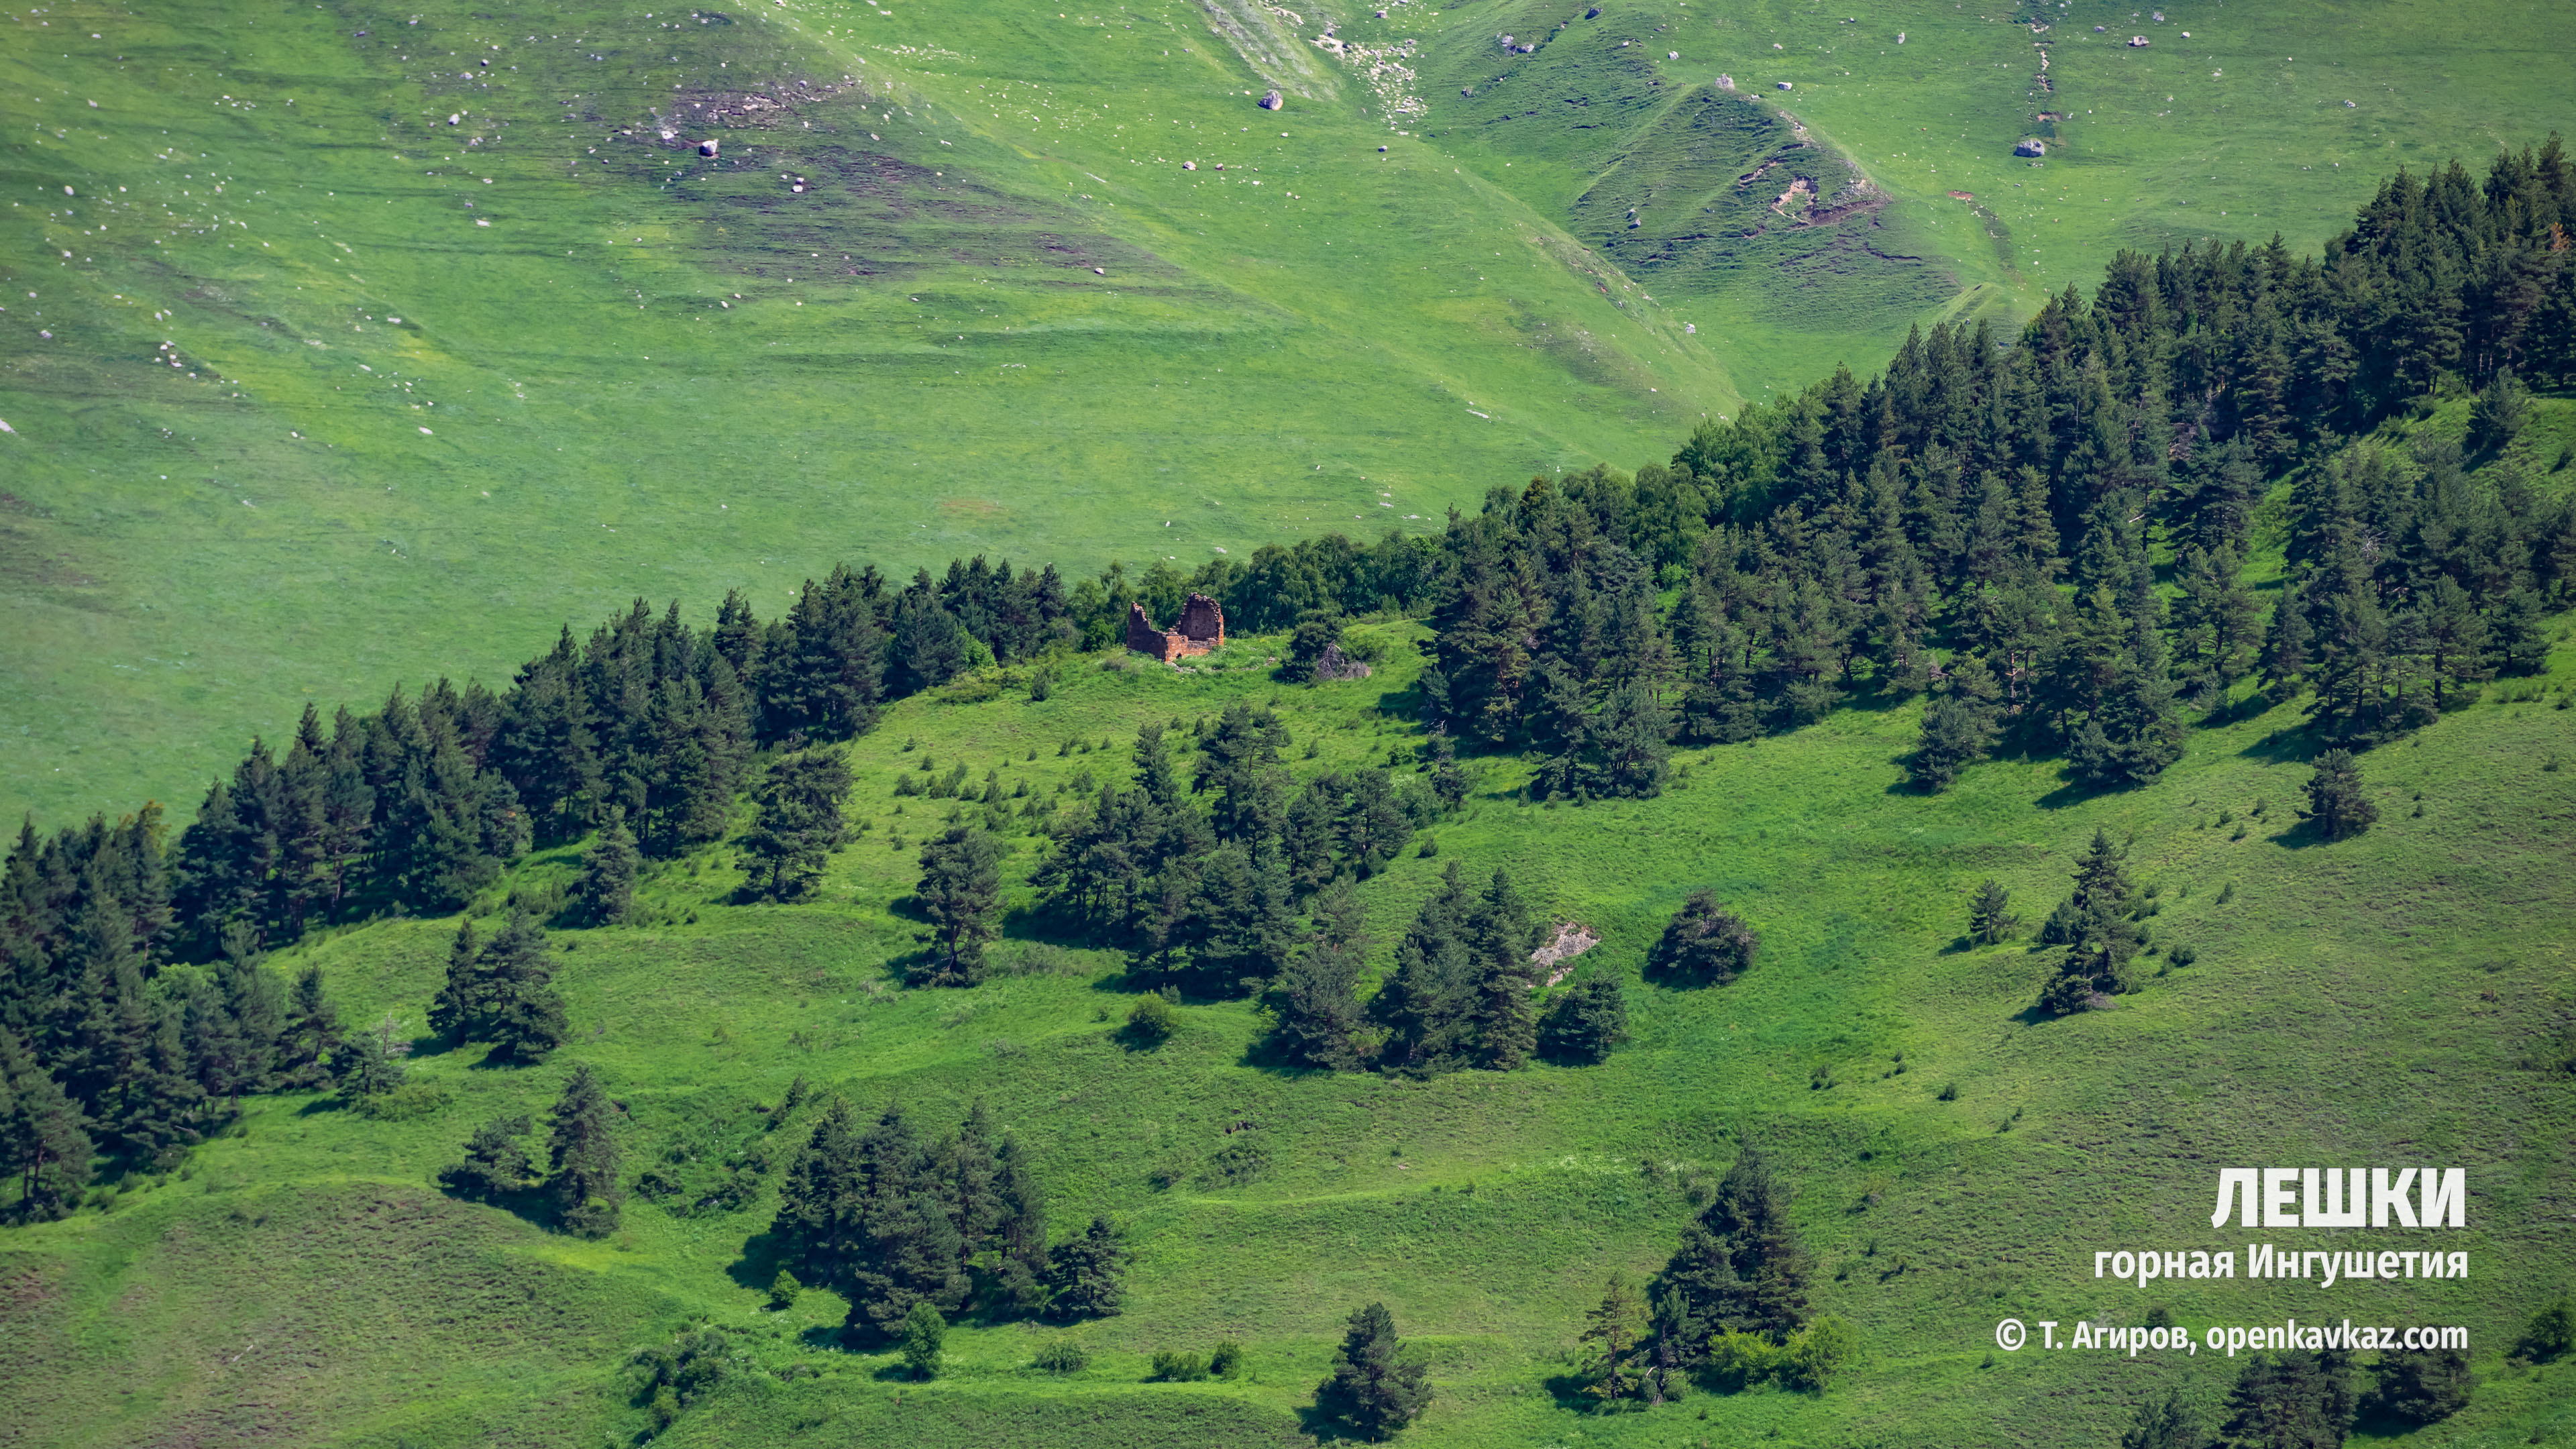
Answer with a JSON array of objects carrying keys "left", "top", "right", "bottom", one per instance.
[
  {"left": 727, "top": 1228, "right": 789, "bottom": 1294},
  {"left": 2267, "top": 817, "right": 2333, "bottom": 850},
  {"left": 1292, "top": 1407, "right": 1377, "bottom": 1443}
]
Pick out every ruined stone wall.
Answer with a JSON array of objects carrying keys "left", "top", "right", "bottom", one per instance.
[
  {"left": 1126, "top": 596, "right": 1224, "bottom": 661},
  {"left": 1177, "top": 593, "right": 1226, "bottom": 648}
]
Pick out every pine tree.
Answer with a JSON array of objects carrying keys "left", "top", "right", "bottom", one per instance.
[
  {"left": 1462, "top": 870, "right": 1540, "bottom": 1071},
  {"left": 1650, "top": 1144, "right": 1813, "bottom": 1356},
  {"left": 575, "top": 806, "right": 641, "bottom": 926},
  {"left": 2120, "top": 1392, "right": 2197, "bottom": 1449},
  {"left": 1313, "top": 1301, "right": 1434, "bottom": 1440},
  {"left": 438, "top": 1113, "right": 536, "bottom": 1203},
  {"left": 914, "top": 826, "right": 1004, "bottom": 987},
  {"left": 428, "top": 918, "right": 489, "bottom": 1043},
  {"left": 2214, "top": 1351, "right": 2353, "bottom": 1449},
  {"left": 1645, "top": 891, "right": 1760, "bottom": 987},
  {"left": 1269, "top": 881, "right": 1369, "bottom": 1071},
  {"left": 479, "top": 912, "right": 568, "bottom": 1064},
  {"left": 741, "top": 752, "right": 851, "bottom": 900},
  {"left": 2040, "top": 829, "right": 2143, "bottom": 1013},
  {"left": 1590, "top": 682, "right": 1672, "bottom": 798},
  {"left": 1968, "top": 880, "right": 2019, "bottom": 945},
  {"left": 0, "top": 1026, "right": 91, "bottom": 1220},
  {"left": 341, "top": 1014, "right": 411, "bottom": 1099},
  {"left": 1577, "top": 1271, "right": 1650, "bottom": 1407},
  {"left": 2301, "top": 749, "right": 2378, "bottom": 841},
  {"left": 2365, "top": 1347, "right": 2473, "bottom": 1426},
  {"left": 545, "top": 1063, "right": 622, "bottom": 1237},
  {"left": 842, "top": 1105, "right": 969, "bottom": 1342},
  {"left": 1910, "top": 694, "right": 2000, "bottom": 792},
  {"left": 1536, "top": 976, "right": 1629, "bottom": 1065},
  {"left": 2260, "top": 579, "right": 2314, "bottom": 703},
  {"left": 1044, "top": 1214, "right": 1129, "bottom": 1322},
  {"left": 989, "top": 1132, "right": 1051, "bottom": 1313}
]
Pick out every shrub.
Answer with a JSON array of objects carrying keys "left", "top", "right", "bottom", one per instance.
[
  {"left": 2365, "top": 1347, "right": 2473, "bottom": 1425},
  {"left": 2516, "top": 1296, "right": 2573, "bottom": 1362},
  {"left": 1034, "top": 1338, "right": 1090, "bottom": 1375},
  {"left": 899, "top": 1301, "right": 946, "bottom": 1380},
  {"left": 767, "top": 1269, "right": 801, "bottom": 1311},
  {"left": 1644, "top": 891, "right": 1760, "bottom": 987},
  {"left": 1124, "top": 994, "right": 1177, "bottom": 1046},
  {"left": 1150, "top": 1349, "right": 1209, "bottom": 1381},
  {"left": 1210, "top": 1340, "right": 1244, "bottom": 1379}
]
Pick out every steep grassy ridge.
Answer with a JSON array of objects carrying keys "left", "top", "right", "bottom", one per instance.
[
  {"left": 11, "top": 0, "right": 2576, "bottom": 831},
  {"left": 0, "top": 0, "right": 1727, "bottom": 829}
]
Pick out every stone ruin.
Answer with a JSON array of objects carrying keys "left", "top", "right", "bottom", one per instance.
[{"left": 1127, "top": 594, "right": 1226, "bottom": 662}]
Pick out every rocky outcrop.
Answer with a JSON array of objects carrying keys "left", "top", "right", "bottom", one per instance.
[{"left": 1311, "top": 643, "right": 1372, "bottom": 680}]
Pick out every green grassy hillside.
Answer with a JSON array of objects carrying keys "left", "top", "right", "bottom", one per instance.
[
  {"left": 9, "top": 0, "right": 2576, "bottom": 833},
  {"left": 5, "top": 582, "right": 2572, "bottom": 1446}
]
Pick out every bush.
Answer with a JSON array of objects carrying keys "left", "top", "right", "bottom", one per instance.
[
  {"left": 1124, "top": 994, "right": 1177, "bottom": 1046},
  {"left": 899, "top": 1301, "right": 946, "bottom": 1380},
  {"left": 1150, "top": 1348, "right": 1209, "bottom": 1381},
  {"left": 2365, "top": 1346, "right": 2473, "bottom": 1425},
  {"left": 1034, "top": 1338, "right": 1091, "bottom": 1375},
  {"left": 1210, "top": 1340, "right": 1244, "bottom": 1379},
  {"left": 1645, "top": 891, "right": 1760, "bottom": 987},
  {"left": 767, "top": 1269, "right": 801, "bottom": 1311},
  {"left": 2516, "top": 1296, "right": 2573, "bottom": 1362}
]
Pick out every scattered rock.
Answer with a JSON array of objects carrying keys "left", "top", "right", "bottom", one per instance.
[
  {"left": 700, "top": 138, "right": 719, "bottom": 156},
  {"left": 1585, "top": 4, "right": 1600, "bottom": 15},
  {"left": 1258, "top": 88, "right": 1283, "bottom": 110},
  {"left": 1775, "top": 79, "right": 1792, "bottom": 90},
  {"left": 1183, "top": 160, "right": 1197, "bottom": 169},
  {"left": 1532, "top": 922, "right": 1601, "bottom": 984},
  {"left": 2014, "top": 137, "right": 2046, "bottom": 157},
  {"left": 2127, "top": 34, "right": 2149, "bottom": 46},
  {"left": 1312, "top": 643, "right": 1373, "bottom": 682},
  {"left": 1717, "top": 73, "right": 1733, "bottom": 89}
]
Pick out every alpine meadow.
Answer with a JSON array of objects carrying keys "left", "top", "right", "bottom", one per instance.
[{"left": 4, "top": 0, "right": 2576, "bottom": 1445}]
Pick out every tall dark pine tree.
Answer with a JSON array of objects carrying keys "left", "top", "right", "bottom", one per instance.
[
  {"left": 480, "top": 912, "right": 569, "bottom": 1064},
  {"left": 1045, "top": 1214, "right": 1130, "bottom": 1322},
  {"left": 574, "top": 806, "right": 642, "bottom": 926},
  {"left": 913, "top": 826, "right": 1004, "bottom": 987},
  {"left": 1651, "top": 1145, "right": 1813, "bottom": 1359},
  {"left": 741, "top": 753, "right": 851, "bottom": 901},
  {"left": 2039, "top": 828, "right": 2143, "bottom": 1013},
  {"left": 0, "top": 1026, "right": 92, "bottom": 1220},
  {"left": 545, "top": 1063, "right": 621, "bottom": 1236},
  {"left": 1268, "top": 881, "right": 1369, "bottom": 1071},
  {"left": 1313, "top": 1301, "right": 1434, "bottom": 1441}
]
